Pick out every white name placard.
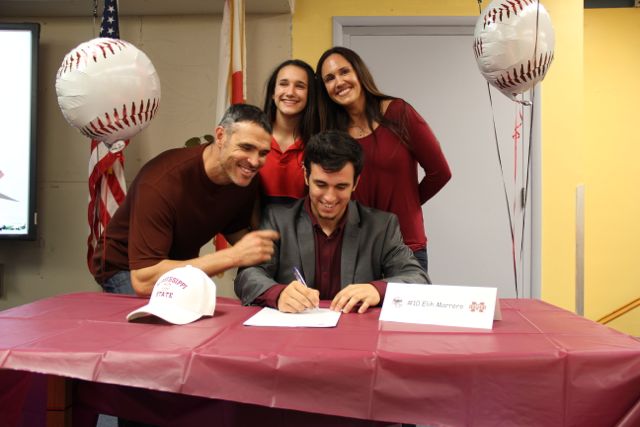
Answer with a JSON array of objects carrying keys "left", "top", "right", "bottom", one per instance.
[{"left": 380, "top": 283, "right": 501, "bottom": 330}]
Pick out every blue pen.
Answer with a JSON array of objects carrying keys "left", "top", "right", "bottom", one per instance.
[
  {"left": 292, "top": 266, "right": 308, "bottom": 287},
  {"left": 293, "top": 266, "right": 318, "bottom": 310}
]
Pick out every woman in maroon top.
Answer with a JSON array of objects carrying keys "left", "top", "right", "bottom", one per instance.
[
  {"left": 316, "top": 47, "right": 451, "bottom": 273},
  {"left": 260, "top": 59, "right": 318, "bottom": 205}
]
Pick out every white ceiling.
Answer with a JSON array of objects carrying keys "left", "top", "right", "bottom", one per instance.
[{"left": 0, "top": 0, "right": 293, "bottom": 17}]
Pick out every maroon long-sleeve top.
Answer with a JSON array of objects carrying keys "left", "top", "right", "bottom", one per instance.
[{"left": 353, "top": 99, "right": 451, "bottom": 251}]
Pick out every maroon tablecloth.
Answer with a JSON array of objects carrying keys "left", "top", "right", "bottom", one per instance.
[{"left": 0, "top": 292, "right": 639, "bottom": 426}]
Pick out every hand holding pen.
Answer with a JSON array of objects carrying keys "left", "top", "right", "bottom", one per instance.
[{"left": 276, "top": 267, "right": 320, "bottom": 313}]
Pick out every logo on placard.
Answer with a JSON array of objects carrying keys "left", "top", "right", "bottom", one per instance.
[
  {"left": 392, "top": 297, "right": 404, "bottom": 308},
  {"left": 469, "top": 301, "right": 486, "bottom": 313}
]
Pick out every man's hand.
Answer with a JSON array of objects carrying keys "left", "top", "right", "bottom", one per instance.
[
  {"left": 330, "top": 284, "right": 380, "bottom": 314},
  {"left": 230, "top": 230, "right": 279, "bottom": 267},
  {"left": 277, "top": 281, "right": 320, "bottom": 313}
]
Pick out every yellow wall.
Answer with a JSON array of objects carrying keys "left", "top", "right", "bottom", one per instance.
[
  {"left": 538, "top": 1, "right": 584, "bottom": 310},
  {"left": 584, "top": 8, "right": 640, "bottom": 336},
  {"left": 292, "top": 0, "right": 478, "bottom": 65},
  {"left": 293, "top": 0, "right": 586, "bottom": 312}
]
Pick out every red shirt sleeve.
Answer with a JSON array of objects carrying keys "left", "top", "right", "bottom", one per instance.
[
  {"left": 401, "top": 101, "right": 452, "bottom": 204},
  {"left": 370, "top": 281, "right": 387, "bottom": 306},
  {"left": 254, "top": 284, "right": 287, "bottom": 308}
]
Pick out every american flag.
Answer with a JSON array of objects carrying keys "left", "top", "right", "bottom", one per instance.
[
  {"left": 100, "top": 0, "right": 120, "bottom": 38},
  {"left": 87, "top": 0, "right": 129, "bottom": 275}
]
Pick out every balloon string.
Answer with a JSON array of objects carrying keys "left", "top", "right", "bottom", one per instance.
[
  {"left": 512, "top": 104, "right": 523, "bottom": 289},
  {"left": 487, "top": 84, "right": 519, "bottom": 297},
  {"left": 520, "top": 89, "right": 536, "bottom": 288},
  {"left": 477, "top": 0, "right": 543, "bottom": 296},
  {"left": 513, "top": 104, "right": 523, "bottom": 220},
  {"left": 533, "top": 0, "right": 541, "bottom": 71},
  {"left": 91, "top": 0, "right": 98, "bottom": 38},
  {"left": 514, "top": 1, "right": 541, "bottom": 292},
  {"left": 512, "top": 102, "right": 524, "bottom": 296},
  {"left": 477, "top": 0, "right": 519, "bottom": 297}
]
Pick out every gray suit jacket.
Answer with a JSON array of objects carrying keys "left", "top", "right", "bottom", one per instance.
[{"left": 235, "top": 199, "right": 429, "bottom": 305}]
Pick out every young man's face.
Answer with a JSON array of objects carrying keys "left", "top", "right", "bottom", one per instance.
[
  {"left": 215, "top": 121, "right": 271, "bottom": 187},
  {"left": 305, "top": 162, "right": 359, "bottom": 226}
]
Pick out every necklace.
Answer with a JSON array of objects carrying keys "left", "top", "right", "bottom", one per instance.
[{"left": 348, "top": 124, "right": 369, "bottom": 138}]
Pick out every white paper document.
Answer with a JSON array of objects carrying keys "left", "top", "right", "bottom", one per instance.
[{"left": 243, "top": 307, "right": 341, "bottom": 328}]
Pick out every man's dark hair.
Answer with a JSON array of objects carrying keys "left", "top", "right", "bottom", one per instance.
[
  {"left": 304, "top": 130, "right": 364, "bottom": 182},
  {"left": 218, "top": 103, "right": 273, "bottom": 135}
]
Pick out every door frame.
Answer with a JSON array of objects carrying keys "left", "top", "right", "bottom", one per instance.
[{"left": 332, "top": 16, "right": 541, "bottom": 299}]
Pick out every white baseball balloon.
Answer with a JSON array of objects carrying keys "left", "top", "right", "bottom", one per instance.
[
  {"left": 473, "top": 0, "right": 555, "bottom": 101},
  {"left": 55, "top": 37, "right": 161, "bottom": 146}
]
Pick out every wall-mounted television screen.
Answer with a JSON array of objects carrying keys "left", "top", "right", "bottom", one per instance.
[{"left": 0, "top": 23, "right": 39, "bottom": 240}]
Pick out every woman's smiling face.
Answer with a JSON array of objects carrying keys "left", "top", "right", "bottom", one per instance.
[
  {"left": 273, "top": 64, "right": 309, "bottom": 118},
  {"left": 320, "top": 53, "right": 363, "bottom": 108}
]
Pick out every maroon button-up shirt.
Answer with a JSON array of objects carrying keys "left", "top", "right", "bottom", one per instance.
[
  {"left": 306, "top": 198, "right": 347, "bottom": 300},
  {"left": 255, "top": 197, "right": 386, "bottom": 308}
]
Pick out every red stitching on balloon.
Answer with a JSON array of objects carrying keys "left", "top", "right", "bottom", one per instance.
[
  {"left": 97, "top": 44, "right": 107, "bottom": 59},
  {"left": 121, "top": 104, "right": 130, "bottom": 127},
  {"left": 151, "top": 98, "right": 159, "bottom": 118},
  {"left": 473, "top": 38, "right": 483, "bottom": 58},
  {"left": 82, "top": 121, "right": 106, "bottom": 139},
  {"left": 130, "top": 102, "right": 138, "bottom": 126},
  {"left": 99, "top": 114, "right": 113, "bottom": 134},
  {"left": 483, "top": 0, "right": 535, "bottom": 29},
  {"left": 79, "top": 98, "right": 160, "bottom": 141},
  {"left": 59, "top": 39, "right": 129, "bottom": 75},
  {"left": 104, "top": 42, "right": 115, "bottom": 56},
  {"left": 112, "top": 109, "right": 125, "bottom": 130},
  {"left": 494, "top": 51, "right": 554, "bottom": 90},
  {"left": 143, "top": 99, "right": 149, "bottom": 122},
  {"left": 137, "top": 100, "right": 145, "bottom": 123}
]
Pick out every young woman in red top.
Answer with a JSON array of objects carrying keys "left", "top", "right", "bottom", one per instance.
[
  {"left": 259, "top": 59, "right": 318, "bottom": 205},
  {"left": 316, "top": 47, "right": 451, "bottom": 273}
]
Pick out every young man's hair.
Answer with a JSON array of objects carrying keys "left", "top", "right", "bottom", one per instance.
[
  {"left": 304, "top": 130, "right": 364, "bottom": 182},
  {"left": 218, "top": 103, "right": 273, "bottom": 135}
]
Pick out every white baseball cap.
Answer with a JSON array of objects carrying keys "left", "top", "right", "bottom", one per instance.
[{"left": 126, "top": 265, "right": 216, "bottom": 325}]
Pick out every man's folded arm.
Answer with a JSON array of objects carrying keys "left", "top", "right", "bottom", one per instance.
[{"left": 131, "top": 228, "right": 279, "bottom": 297}]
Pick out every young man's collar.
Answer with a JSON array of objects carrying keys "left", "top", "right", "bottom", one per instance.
[{"left": 303, "top": 196, "right": 349, "bottom": 236}]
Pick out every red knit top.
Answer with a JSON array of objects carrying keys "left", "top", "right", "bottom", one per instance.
[{"left": 353, "top": 99, "right": 451, "bottom": 251}]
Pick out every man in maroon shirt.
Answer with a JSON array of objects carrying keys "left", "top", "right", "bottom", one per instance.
[
  {"left": 93, "top": 104, "right": 280, "bottom": 296},
  {"left": 235, "top": 130, "right": 428, "bottom": 314}
]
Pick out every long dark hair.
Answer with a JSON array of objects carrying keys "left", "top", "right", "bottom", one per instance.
[
  {"left": 263, "top": 59, "right": 318, "bottom": 144},
  {"left": 315, "top": 46, "right": 410, "bottom": 147}
]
